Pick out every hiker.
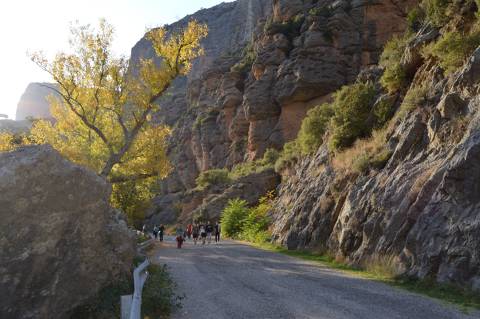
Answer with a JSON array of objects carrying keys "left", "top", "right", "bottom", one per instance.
[
  {"left": 206, "top": 221, "right": 213, "bottom": 244},
  {"left": 153, "top": 225, "right": 158, "bottom": 240},
  {"left": 199, "top": 223, "right": 207, "bottom": 245},
  {"left": 187, "top": 223, "right": 193, "bottom": 240},
  {"left": 176, "top": 226, "right": 185, "bottom": 249},
  {"left": 158, "top": 224, "right": 165, "bottom": 242},
  {"left": 215, "top": 221, "right": 221, "bottom": 243},
  {"left": 192, "top": 223, "right": 199, "bottom": 245}
]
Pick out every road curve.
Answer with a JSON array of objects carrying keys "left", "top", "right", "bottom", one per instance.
[{"left": 150, "top": 237, "right": 480, "bottom": 319}]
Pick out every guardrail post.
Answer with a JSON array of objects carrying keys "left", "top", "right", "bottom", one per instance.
[
  {"left": 127, "top": 259, "right": 150, "bottom": 319},
  {"left": 121, "top": 295, "right": 132, "bottom": 319}
]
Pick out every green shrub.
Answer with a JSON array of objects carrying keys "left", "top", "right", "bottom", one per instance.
[
  {"left": 422, "top": 28, "right": 480, "bottom": 74},
  {"left": 351, "top": 147, "right": 392, "bottom": 174},
  {"left": 421, "top": 0, "right": 450, "bottom": 26},
  {"left": 407, "top": 7, "right": 426, "bottom": 32},
  {"left": 399, "top": 84, "right": 430, "bottom": 117},
  {"left": 195, "top": 168, "right": 231, "bottom": 189},
  {"left": 262, "top": 148, "right": 280, "bottom": 165},
  {"left": 230, "top": 149, "right": 278, "bottom": 179},
  {"left": 352, "top": 153, "right": 371, "bottom": 174},
  {"left": 370, "top": 149, "right": 393, "bottom": 170},
  {"left": 275, "top": 139, "right": 302, "bottom": 172},
  {"left": 379, "top": 36, "right": 409, "bottom": 93},
  {"left": 421, "top": 0, "right": 478, "bottom": 26},
  {"left": 142, "top": 264, "right": 183, "bottom": 317},
  {"left": 221, "top": 192, "right": 274, "bottom": 243},
  {"left": 297, "top": 103, "right": 334, "bottom": 154},
  {"left": 220, "top": 199, "right": 250, "bottom": 238},
  {"left": 373, "top": 96, "right": 396, "bottom": 128},
  {"left": 230, "top": 161, "right": 258, "bottom": 179},
  {"left": 240, "top": 195, "right": 272, "bottom": 243},
  {"left": 329, "top": 82, "right": 377, "bottom": 151}
]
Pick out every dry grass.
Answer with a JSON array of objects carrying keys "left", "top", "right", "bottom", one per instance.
[
  {"left": 331, "top": 128, "right": 390, "bottom": 172},
  {"left": 363, "top": 254, "right": 400, "bottom": 280},
  {"left": 408, "top": 166, "right": 437, "bottom": 202}
]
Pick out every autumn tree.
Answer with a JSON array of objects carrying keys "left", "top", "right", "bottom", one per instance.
[
  {"left": 29, "top": 19, "right": 208, "bottom": 222},
  {"left": 0, "top": 132, "right": 35, "bottom": 152}
]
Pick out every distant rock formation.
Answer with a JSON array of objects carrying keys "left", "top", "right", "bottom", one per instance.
[
  {"left": 0, "top": 119, "right": 31, "bottom": 134},
  {"left": 15, "top": 82, "right": 57, "bottom": 121},
  {"left": 0, "top": 145, "right": 135, "bottom": 319}
]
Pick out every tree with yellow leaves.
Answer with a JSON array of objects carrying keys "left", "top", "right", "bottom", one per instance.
[
  {"left": 0, "top": 132, "right": 35, "bottom": 152},
  {"left": 0, "top": 133, "right": 14, "bottom": 152},
  {"left": 29, "top": 19, "right": 208, "bottom": 223}
]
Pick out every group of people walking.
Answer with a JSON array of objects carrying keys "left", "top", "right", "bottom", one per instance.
[
  {"left": 152, "top": 224, "right": 165, "bottom": 242},
  {"left": 175, "top": 221, "right": 221, "bottom": 249},
  {"left": 149, "top": 221, "right": 221, "bottom": 249}
]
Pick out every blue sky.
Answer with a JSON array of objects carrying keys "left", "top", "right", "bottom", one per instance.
[{"left": 0, "top": 0, "right": 233, "bottom": 120}]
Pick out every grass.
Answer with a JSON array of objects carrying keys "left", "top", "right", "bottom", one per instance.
[
  {"left": 244, "top": 241, "right": 480, "bottom": 311},
  {"left": 332, "top": 128, "right": 390, "bottom": 173},
  {"left": 137, "top": 232, "right": 151, "bottom": 244},
  {"left": 69, "top": 261, "right": 181, "bottom": 319}
]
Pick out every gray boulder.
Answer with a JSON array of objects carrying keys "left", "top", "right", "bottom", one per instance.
[{"left": 0, "top": 145, "right": 135, "bottom": 319}]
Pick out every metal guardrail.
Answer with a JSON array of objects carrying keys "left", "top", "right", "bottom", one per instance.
[{"left": 121, "top": 259, "right": 150, "bottom": 319}]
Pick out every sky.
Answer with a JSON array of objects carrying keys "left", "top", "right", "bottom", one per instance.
[{"left": 0, "top": 0, "right": 233, "bottom": 120}]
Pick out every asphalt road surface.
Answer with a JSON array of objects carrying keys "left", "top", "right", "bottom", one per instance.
[{"left": 150, "top": 236, "right": 480, "bottom": 319}]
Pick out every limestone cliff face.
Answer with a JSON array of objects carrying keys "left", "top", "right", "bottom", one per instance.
[
  {"left": 132, "top": 0, "right": 414, "bottom": 223},
  {"left": 15, "top": 82, "right": 57, "bottom": 121},
  {"left": 270, "top": 30, "right": 480, "bottom": 290}
]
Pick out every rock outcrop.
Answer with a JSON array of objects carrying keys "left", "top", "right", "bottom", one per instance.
[
  {"left": 15, "top": 83, "right": 57, "bottom": 121},
  {"left": 270, "top": 36, "right": 480, "bottom": 289},
  {"left": 133, "top": 0, "right": 415, "bottom": 224},
  {"left": 0, "top": 119, "right": 31, "bottom": 134},
  {"left": 0, "top": 145, "right": 135, "bottom": 319}
]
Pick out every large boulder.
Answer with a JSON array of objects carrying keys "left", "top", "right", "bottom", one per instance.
[{"left": 0, "top": 145, "right": 135, "bottom": 319}]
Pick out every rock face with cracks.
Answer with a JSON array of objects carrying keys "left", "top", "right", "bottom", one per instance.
[
  {"left": 270, "top": 46, "right": 480, "bottom": 290},
  {"left": 133, "top": 0, "right": 414, "bottom": 225},
  {"left": 0, "top": 145, "right": 135, "bottom": 319}
]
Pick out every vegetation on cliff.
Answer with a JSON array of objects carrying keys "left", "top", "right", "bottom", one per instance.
[
  {"left": 275, "top": 0, "right": 480, "bottom": 176},
  {"left": 195, "top": 149, "right": 279, "bottom": 189}
]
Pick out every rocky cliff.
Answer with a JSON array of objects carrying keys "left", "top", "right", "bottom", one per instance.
[
  {"left": 0, "top": 145, "right": 135, "bottom": 319},
  {"left": 270, "top": 6, "right": 480, "bottom": 290},
  {"left": 15, "top": 82, "right": 57, "bottom": 121},
  {"left": 133, "top": 0, "right": 415, "bottom": 223}
]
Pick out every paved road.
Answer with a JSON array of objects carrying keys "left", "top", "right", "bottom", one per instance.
[{"left": 150, "top": 237, "right": 480, "bottom": 319}]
